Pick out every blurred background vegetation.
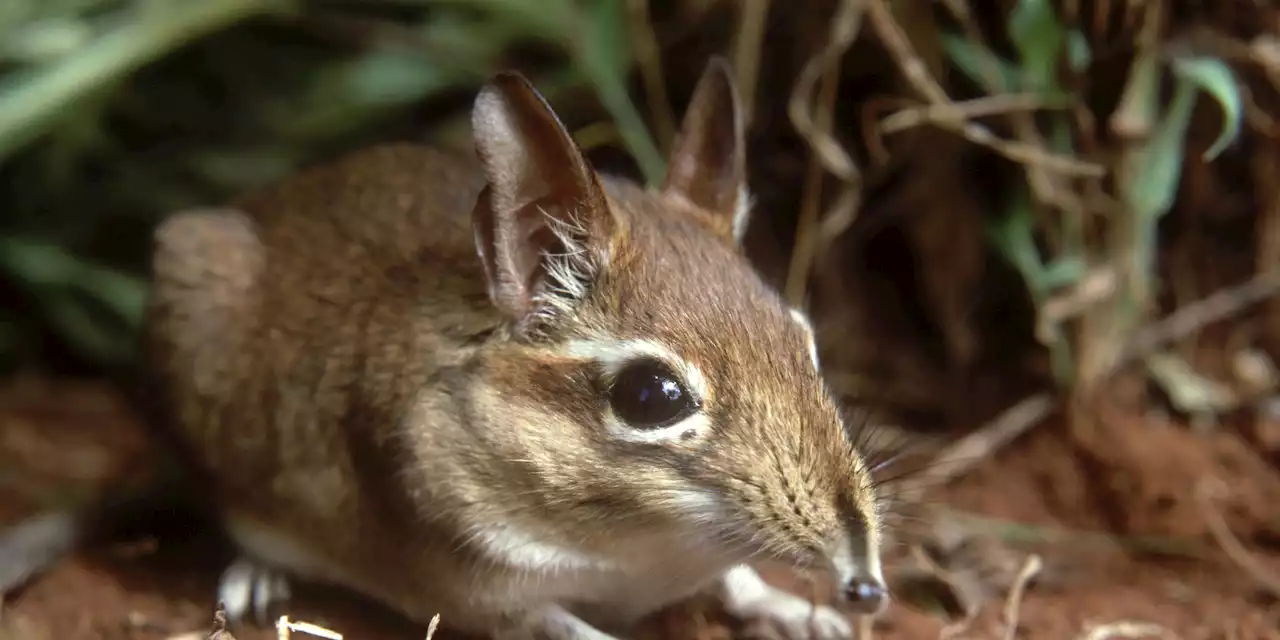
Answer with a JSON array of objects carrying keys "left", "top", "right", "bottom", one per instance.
[{"left": 2, "top": 0, "right": 1278, "bottom": 435}]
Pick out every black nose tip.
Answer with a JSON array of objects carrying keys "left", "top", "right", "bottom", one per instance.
[{"left": 842, "top": 579, "right": 889, "bottom": 614}]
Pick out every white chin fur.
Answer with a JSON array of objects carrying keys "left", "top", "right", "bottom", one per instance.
[
  {"left": 466, "top": 521, "right": 613, "bottom": 573},
  {"left": 788, "top": 308, "right": 820, "bottom": 369}
]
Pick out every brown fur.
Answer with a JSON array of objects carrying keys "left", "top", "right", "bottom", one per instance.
[{"left": 143, "top": 59, "right": 883, "bottom": 638}]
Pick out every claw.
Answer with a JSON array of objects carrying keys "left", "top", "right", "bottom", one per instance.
[{"left": 217, "top": 556, "right": 292, "bottom": 626}]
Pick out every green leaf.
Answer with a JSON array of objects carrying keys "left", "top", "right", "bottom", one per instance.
[
  {"left": 1169, "top": 55, "right": 1242, "bottom": 161},
  {"left": 190, "top": 149, "right": 298, "bottom": 192},
  {"left": 0, "top": 236, "right": 147, "bottom": 331},
  {"left": 68, "top": 264, "right": 148, "bottom": 330},
  {"left": 0, "top": 234, "right": 142, "bottom": 366},
  {"left": 1120, "top": 66, "right": 1198, "bottom": 294},
  {"left": 1066, "top": 29, "right": 1092, "bottom": 72},
  {"left": 0, "top": 0, "right": 292, "bottom": 162},
  {"left": 941, "top": 33, "right": 1019, "bottom": 93},
  {"left": 1125, "top": 75, "right": 1199, "bottom": 221},
  {"left": 1048, "top": 113, "right": 1074, "bottom": 155},
  {"left": 451, "top": 0, "right": 564, "bottom": 37},
  {"left": 1008, "top": 0, "right": 1064, "bottom": 92},
  {"left": 0, "top": 235, "right": 77, "bottom": 288},
  {"left": 1040, "top": 256, "right": 1087, "bottom": 290},
  {"left": 1048, "top": 113, "right": 1085, "bottom": 253},
  {"left": 41, "top": 290, "right": 136, "bottom": 366},
  {"left": 341, "top": 52, "right": 460, "bottom": 107},
  {"left": 987, "top": 187, "right": 1076, "bottom": 385},
  {"left": 570, "top": 0, "right": 664, "bottom": 184},
  {"left": 0, "top": 18, "right": 92, "bottom": 63},
  {"left": 1118, "top": 57, "right": 1242, "bottom": 299},
  {"left": 986, "top": 188, "right": 1046, "bottom": 298},
  {"left": 277, "top": 51, "right": 470, "bottom": 141},
  {"left": 582, "top": 0, "right": 631, "bottom": 79}
]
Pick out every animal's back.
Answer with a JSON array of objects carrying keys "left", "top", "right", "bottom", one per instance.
[{"left": 142, "top": 143, "right": 498, "bottom": 601}]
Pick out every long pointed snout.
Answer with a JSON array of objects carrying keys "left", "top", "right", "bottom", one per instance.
[
  {"left": 829, "top": 546, "right": 889, "bottom": 615},
  {"left": 827, "top": 504, "right": 890, "bottom": 616}
]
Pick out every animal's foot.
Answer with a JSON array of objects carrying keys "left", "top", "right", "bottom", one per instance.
[
  {"left": 493, "top": 605, "right": 624, "bottom": 640},
  {"left": 217, "top": 556, "right": 293, "bottom": 626},
  {"left": 720, "top": 565, "right": 852, "bottom": 640},
  {"left": 734, "top": 592, "right": 852, "bottom": 640}
]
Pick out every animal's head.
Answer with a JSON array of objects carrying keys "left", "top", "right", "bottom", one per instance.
[{"left": 465, "top": 58, "right": 887, "bottom": 614}]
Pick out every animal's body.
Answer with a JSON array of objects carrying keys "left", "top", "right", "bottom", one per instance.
[{"left": 4, "top": 60, "right": 889, "bottom": 640}]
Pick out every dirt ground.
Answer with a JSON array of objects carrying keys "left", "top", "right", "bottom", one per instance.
[{"left": 1, "top": 374, "right": 1279, "bottom": 640}]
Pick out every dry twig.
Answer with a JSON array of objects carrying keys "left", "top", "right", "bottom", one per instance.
[
  {"left": 938, "top": 0, "right": 1093, "bottom": 230},
  {"left": 1000, "top": 554, "right": 1042, "bottom": 640},
  {"left": 1037, "top": 267, "right": 1122, "bottom": 352},
  {"left": 784, "top": 0, "right": 867, "bottom": 304},
  {"left": 866, "top": 0, "right": 1104, "bottom": 178},
  {"left": 275, "top": 616, "right": 342, "bottom": 640},
  {"left": 1115, "top": 268, "right": 1280, "bottom": 371},
  {"left": 787, "top": 0, "right": 865, "bottom": 182},
  {"left": 1196, "top": 477, "right": 1280, "bottom": 599},
  {"left": 865, "top": 0, "right": 945, "bottom": 102},
  {"left": 733, "top": 0, "right": 772, "bottom": 127},
  {"left": 897, "top": 393, "right": 1057, "bottom": 502},
  {"left": 906, "top": 542, "right": 983, "bottom": 625},
  {"left": 878, "top": 93, "right": 1074, "bottom": 135},
  {"left": 1074, "top": 621, "right": 1174, "bottom": 640}
]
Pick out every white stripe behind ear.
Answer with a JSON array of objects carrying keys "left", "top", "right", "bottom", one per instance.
[
  {"left": 789, "top": 308, "right": 820, "bottom": 369},
  {"left": 732, "top": 186, "right": 754, "bottom": 244}
]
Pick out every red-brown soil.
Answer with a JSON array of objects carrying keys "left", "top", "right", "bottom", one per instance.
[{"left": 1, "top": 374, "right": 1278, "bottom": 640}]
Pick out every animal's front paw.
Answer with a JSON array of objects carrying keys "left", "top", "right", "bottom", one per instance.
[
  {"left": 217, "top": 556, "right": 293, "bottom": 626},
  {"left": 493, "top": 605, "right": 624, "bottom": 640},
  {"left": 720, "top": 565, "right": 852, "bottom": 640},
  {"left": 733, "top": 590, "right": 851, "bottom": 640}
]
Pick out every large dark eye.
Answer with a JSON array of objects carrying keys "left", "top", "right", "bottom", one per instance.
[{"left": 607, "top": 359, "right": 696, "bottom": 428}]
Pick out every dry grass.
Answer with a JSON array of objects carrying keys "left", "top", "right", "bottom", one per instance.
[
  {"left": 4, "top": 0, "right": 1277, "bottom": 426},
  {"left": 3, "top": 0, "right": 1280, "bottom": 638}
]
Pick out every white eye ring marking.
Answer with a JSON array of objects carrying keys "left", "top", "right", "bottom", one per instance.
[
  {"left": 560, "top": 338, "right": 710, "bottom": 445},
  {"left": 789, "top": 308, "right": 820, "bottom": 369}
]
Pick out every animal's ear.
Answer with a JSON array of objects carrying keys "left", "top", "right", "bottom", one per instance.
[
  {"left": 471, "top": 71, "right": 614, "bottom": 335},
  {"left": 662, "top": 56, "right": 750, "bottom": 245}
]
